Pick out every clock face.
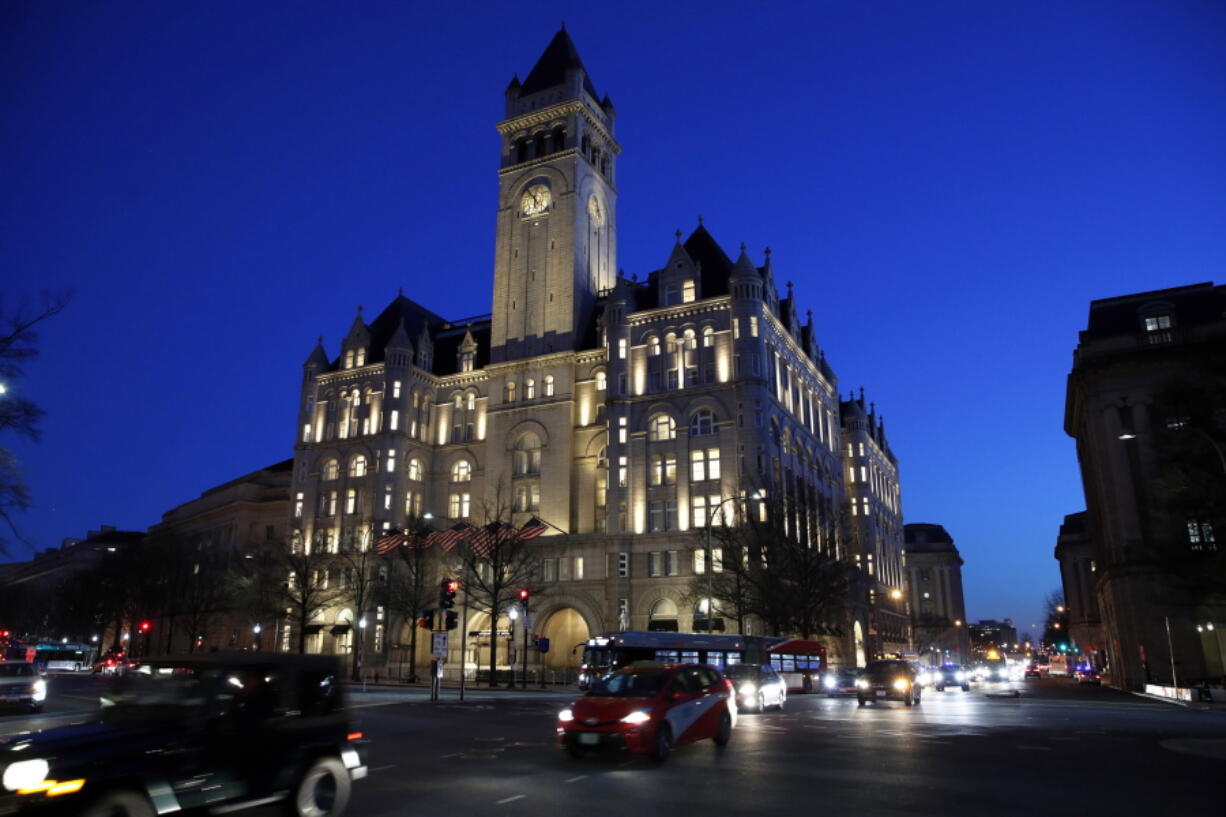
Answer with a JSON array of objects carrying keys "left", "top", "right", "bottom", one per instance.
[
  {"left": 587, "top": 194, "right": 604, "bottom": 227},
  {"left": 521, "top": 183, "right": 551, "bottom": 216}
]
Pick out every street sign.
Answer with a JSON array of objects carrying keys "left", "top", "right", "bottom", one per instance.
[
  {"left": 538, "top": 637, "right": 550, "bottom": 654},
  {"left": 432, "top": 632, "right": 449, "bottom": 659},
  {"left": 523, "top": 615, "right": 533, "bottom": 628}
]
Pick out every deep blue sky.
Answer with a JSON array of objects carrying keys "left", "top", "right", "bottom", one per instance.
[{"left": 3, "top": 1, "right": 1224, "bottom": 636}]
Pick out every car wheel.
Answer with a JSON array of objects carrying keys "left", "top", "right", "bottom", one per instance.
[
  {"left": 757, "top": 692, "right": 766, "bottom": 712},
  {"left": 82, "top": 790, "right": 156, "bottom": 817},
  {"left": 962, "top": 685, "right": 970, "bottom": 692},
  {"left": 650, "top": 724, "right": 672, "bottom": 762},
  {"left": 28, "top": 704, "right": 43, "bottom": 714},
  {"left": 857, "top": 697, "right": 866, "bottom": 707},
  {"left": 713, "top": 711, "right": 732, "bottom": 747},
  {"left": 775, "top": 692, "right": 785, "bottom": 712},
  {"left": 287, "top": 756, "right": 351, "bottom": 817}
]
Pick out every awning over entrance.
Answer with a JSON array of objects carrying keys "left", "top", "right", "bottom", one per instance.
[
  {"left": 303, "top": 624, "right": 325, "bottom": 635},
  {"left": 330, "top": 624, "right": 351, "bottom": 636}
]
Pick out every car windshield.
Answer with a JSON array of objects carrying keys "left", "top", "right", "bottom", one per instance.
[
  {"left": 0, "top": 663, "right": 34, "bottom": 677},
  {"left": 863, "top": 662, "right": 909, "bottom": 680},
  {"left": 590, "top": 671, "right": 670, "bottom": 697}
]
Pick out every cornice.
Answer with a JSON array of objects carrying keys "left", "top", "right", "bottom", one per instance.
[
  {"left": 497, "top": 99, "right": 621, "bottom": 154},
  {"left": 626, "top": 296, "right": 731, "bottom": 327}
]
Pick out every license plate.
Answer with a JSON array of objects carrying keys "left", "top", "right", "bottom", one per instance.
[
  {"left": 875, "top": 691, "right": 886, "bottom": 697},
  {"left": 579, "top": 732, "right": 599, "bottom": 745}
]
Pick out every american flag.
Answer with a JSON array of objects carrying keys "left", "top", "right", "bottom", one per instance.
[
  {"left": 374, "top": 531, "right": 411, "bottom": 555},
  {"left": 467, "top": 522, "right": 505, "bottom": 557},
  {"left": 426, "top": 523, "right": 471, "bottom": 551},
  {"left": 515, "top": 517, "right": 548, "bottom": 542}
]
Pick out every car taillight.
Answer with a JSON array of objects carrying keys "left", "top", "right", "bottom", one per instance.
[{"left": 347, "top": 732, "right": 363, "bottom": 741}]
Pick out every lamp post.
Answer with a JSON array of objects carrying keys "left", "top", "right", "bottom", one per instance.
[
  {"left": 253, "top": 623, "right": 262, "bottom": 651},
  {"left": 703, "top": 491, "right": 763, "bottom": 634}
]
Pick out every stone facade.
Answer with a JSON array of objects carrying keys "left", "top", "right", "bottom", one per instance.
[
  {"left": 1065, "top": 281, "right": 1226, "bottom": 689},
  {"left": 1053, "top": 511, "right": 1105, "bottom": 669},
  {"left": 288, "top": 30, "right": 909, "bottom": 676},
  {"left": 904, "top": 523, "right": 970, "bottom": 665}
]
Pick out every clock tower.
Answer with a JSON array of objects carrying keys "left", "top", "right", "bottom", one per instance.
[{"left": 490, "top": 28, "right": 619, "bottom": 363}]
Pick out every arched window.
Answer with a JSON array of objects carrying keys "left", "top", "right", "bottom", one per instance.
[
  {"left": 453, "top": 393, "right": 463, "bottom": 409},
  {"left": 525, "top": 379, "right": 536, "bottom": 400},
  {"left": 321, "top": 460, "right": 339, "bottom": 481},
  {"left": 466, "top": 392, "right": 476, "bottom": 411},
  {"left": 595, "top": 371, "right": 607, "bottom": 391},
  {"left": 690, "top": 409, "right": 715, "bottom": 436},
  {"left": 544, "top": 375, "right": 555, "bottom": 397},
  {"left": 451, "top": 460, "right": 472, "bottom": 483},
  {"left": 683, "top": 329, "right": 696, "bottom": 350},
  {"left": 702, "top": 326, "right": 714, "bottom": 347},
  {"left": 349, "top": 455, "right": 367, "bottom": 478},
  {"left": 648, "top": 413, "right": 676, "bottom": 442},
  {"left": 647, "top": 336, "right": 661, "bottom": 357},
  {"left": 648, "top": 598, "right": 679, "bottom": 632},
  {"left": 407, "top": 458, "right": 424, "bottom": 482},
  {"left": 515, "top": 138, "right": 528, "bottom": 164},
  {"left": 505, "top": 381, "right": 517, "bottom": 403},
  {"left": 513, "top": 432, "right": 542, "bottom": 476}
]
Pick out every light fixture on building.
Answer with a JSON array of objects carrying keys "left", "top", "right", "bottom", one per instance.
[{"left": 1117, "top": 404, "right": 1137, "bottom": 440}]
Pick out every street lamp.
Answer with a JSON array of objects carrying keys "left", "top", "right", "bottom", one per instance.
[
  {"left": 889, "top": 589, "right": 903, "bottom": 601},
  {"left": 253, "top": 623, "right": 262, "bottom": 651},
  {"left": 703, "top": 490, "right": 763, "bottom": 634}
]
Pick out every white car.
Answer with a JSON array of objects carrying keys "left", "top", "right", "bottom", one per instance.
[
  {"left": 724, "top": 663, "right": 787, "bottom": 712},
  {"left": 0, "top": 660, "right": 46, "bottom": 713}
]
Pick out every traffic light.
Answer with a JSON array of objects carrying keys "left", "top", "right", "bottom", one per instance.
[
  {"left": 440, "top": 578, "right": 458, "bottom": 609},
  {"left": 518, "top": 588, "right": 529, "bottom": 603},
  {"left": 139, "top": 621, "right": 151, "bottom": 633},
  {"left": 445, "top": 611, "right": 458, "bottom": 631},
  {"left": 418, "top": 610, "right": 435, "bottom": 630}
]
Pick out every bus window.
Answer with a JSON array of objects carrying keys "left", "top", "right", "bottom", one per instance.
[
  {"left": 707, "top": 651, "right": 725, "bottom": 669},
  {"left": 726, "top": 652, "right": 742, "bottom": 665},
  {"left": 655, "top": 650, "right": 679, "bottom": 663},
  {"left": 681, "top": 651, "right": 699, "bottom": 664}
]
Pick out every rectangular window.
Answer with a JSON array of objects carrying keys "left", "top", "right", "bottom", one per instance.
[
  {"left": 383, "top": 486, "right": 392, "bottom": 510},
  {"left": 649, "top": 551, "right": 664, "bottom": 576},
  {"left": 733, "top": 318, "right": 740, "bottom": 340},
  {"left": 686, "top": 367, "right": 698, "bottom": 386},
  {"left": 665, "top": 500, "right": 677, "bottom": 531},
  {"left": 707, "top": 448, "right": 721, "bottom": 480},
  {"left": 390, "top": 410, "right": 400, "bottom": 431},
  {"left": 667, "top": 369, "right": 679, "bottom": 390},
  {"left": 618, "top": 338, "right": 627, "bottom": 359},
  {"left": 387, "top": 449, "right": 396, "bottom": 473},
  {"left": 691, "top": 450, "right": 706, "bottom": 483},
  {"left": 618, "top": 416, "right": 628, "bottom": 444},
  {"left": 618, "top": 456, "right": 628, "bottom": 488},
  {"left": 574, "top": 557, "right": 584, "bottom": 581},
  {"left": 693, "top": 548, "right": 706, "bottom": 575},
  {"left": 393, "top": 380, "right": 401, "bottom": 399},
  {"left": 664, "top": 454, "right": 676, "bottom": 485},
  {"left": 345, "top": 489, "right": 357, "bottom": 515},
  {"left": 617, "top": 552, "right": 629, "bottom": 577},
  {"left": 749, "top": 316, "right": 759, "bottom": 337},
  {"left": 543, "top": 559, "right": 557, "bottom": 582},
  {"left": 294, "top": 492, "right": 304, "bottom": 518},
  {"left": 682, "top": 280, "right": 696, "bottom": 303},
  {"left": 302, "top": 424, "right": 312, "bottom": 443},
  {"left": 1187, "top": 520, "right": 1217, "bottom": 550},
  {"left": 1145, "top": 315, "right": 1172, "bottom": 332},
  {"left": 559, "top": 557, "right": 573, "bottom": 582},
  {"left": 712, "top": 547, "right": 723, "bottom": 573},
  {"left": 667, "top": 550, "right": 680, "bottom": 576},
  {"left": 649, "top": 504, "right": 664, "bottom": 533}
]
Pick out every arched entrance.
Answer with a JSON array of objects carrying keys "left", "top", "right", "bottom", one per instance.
[
  {"left": 539, "top": 608, "right": 591, "bottom": 674},
  {"left": 465, "top": 610, "right": 514, "bottom": 683},
  {"left": 853, "top": 620, "right": 866, "bottom": 667},
  {"left": 648, "top": 598, "right": 679, "bottom": 632}
]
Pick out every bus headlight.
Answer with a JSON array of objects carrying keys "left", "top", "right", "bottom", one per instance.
[
  {"left": 892, "top": 678, "right": 910, "bottom": 692},
  {"left": 621, "top": 710, "right": 651, "bottom": 725},
  {"left": 558, "top": 708, "right": 574, "bottom": 722}
]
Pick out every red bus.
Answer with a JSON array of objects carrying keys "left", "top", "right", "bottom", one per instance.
[{"left": 765, "top": 638, "right": 827, "bottom": 693}]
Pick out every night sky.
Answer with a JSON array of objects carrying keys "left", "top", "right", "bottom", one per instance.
[{"left": 4, "top": 1, "right": 1224, "bottom": 637}]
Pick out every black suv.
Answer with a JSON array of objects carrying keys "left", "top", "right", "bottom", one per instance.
[{"left": 0, "top": 653, "right": 367, "bottom": 817}]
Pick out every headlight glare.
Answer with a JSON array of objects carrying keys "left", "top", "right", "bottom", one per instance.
[
  {"left": 3, "top": 759, "right": 50, "bottom": 793},
  {"left": 892, "top": 678, "right": 910, "bottom": 692},
  {"left": 738, "top": 683, "right": 757, "bottom": 697},
  {"left": 955, "top": 672, "right": 966, "bottom": 682},
  {"left": 855, "top": 679, "right": 869, "bottom": 689},
  {"left": 558, "top": 708, "right": 574, "bottom": 722},
  {"left": 823, "top": 675, "right": 836, "bottom": 689},
  {"left": 620, "top": 710, "right": 651, "bottom": 725}
]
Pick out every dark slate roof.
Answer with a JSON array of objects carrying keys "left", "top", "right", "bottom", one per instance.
[
  {"left": 1082, "top": 282, "right": 1223, "bottom": 340},
  {"left": 904, "top": 523, "right": 957, "bottom": 553},
  {"left": 365, "top": 295, "right": 447, "bottom": 365},
  {"left": 431, "top": 319, "right": 492, "bottom": 376},
  {"left": 683, "top": 224, "right": 733, "bottom": 299},
  {"left": 521, "top": 28, "right": 599, "bottom": 100}
]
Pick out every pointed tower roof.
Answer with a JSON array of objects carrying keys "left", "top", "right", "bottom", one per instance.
[
  {"left": 345, "top": 306, "right": 370, "bottom": 342},
  {"left": 521, "top": 27, "right": 599, "bottom": 99},
  {"left": 682, "top": 223, "right": 734, "bottom": 297},
  {"left": 386, "top": 319, "right": 412, "bottom": 351},
  {"left": 304, "top": 337, "right": 330, "bottom": 370}
]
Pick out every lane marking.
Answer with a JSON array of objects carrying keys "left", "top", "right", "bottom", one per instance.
[
  {"left": 369, "top": 764, "right": 397, "bottom": 772},
  {"left": 440, "top": 753, "right": 464, "bottom": 759},
  {"left": 496, "top": 795, "right": 526, "bottom": 804},
  {"left": 564, "top": 775, "right": 587, "bottom": 783},
  {"left": 1017, "top": 745, "right": 1051, "bottom": 751},
  {"left": 349, "top": 700, "right": 416, "bottom": 709}
]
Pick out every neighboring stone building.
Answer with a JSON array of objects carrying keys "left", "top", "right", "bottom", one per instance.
[
  {"left": 904, "top": 523, "right": 970, "bottom": 665},
  {"left": 288, "top": 29, "right": 907, "bottom": 675},
  {"left": 1053, "top": 511, "right": 1104, "bottom": 670},
  {"left": 967, "top": 619, "right": 1019, "bottom": 657},
  {"left": 1065, "top": 281, "right": 1226, "bottom": 689},
  {"left": 145, "top": 460, "right": 292, "bottom": 654}
]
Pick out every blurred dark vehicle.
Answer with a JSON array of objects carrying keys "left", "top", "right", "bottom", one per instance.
[
  {"left": 933, "top": 664, "right": 971, "bottom": 692},
  {"left": 856, "top": 660, "right": 921, "bottom": 707},
  {"left": 1074, "top": 666, "right": 1102, "bottom": 685},
  {"left": 0, "top": 662, "right": 45, "bottom": 713},
  {"left": 822, "top": 667, "right": 861, "bottom": 697},
  {"left": 0, "top": 653, "right": 367, "bottom": 817}
]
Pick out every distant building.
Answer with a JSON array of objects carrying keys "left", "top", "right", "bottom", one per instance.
[
  {"left": 1053, "top": 511, "right": 1104, "bottom": 669},
  {"left": 145, "top": 459, "right": 292, "bottom": 654},
  {"left": 967, "top": 619, "right": 1019, "bottom": 657},
  {"left": 904, "top": 523, "right": 970, "bottom": 664},
  {"left": 1065, "top": 282, "right": 1226, "bottom": 689},
  {"left": 286, "top": 29, "right": 909, "bottom": 674}
]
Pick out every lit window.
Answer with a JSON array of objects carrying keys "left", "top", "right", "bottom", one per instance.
[
  {"left": 618, "top": 456, "right": 628, "bottom": 488},
  {"left": 702, "top": 326, "right": 714, "bottom": 347},
  {"left": 343, "top": 350, "right": 353, "bottom": 369},
  {"left": 302, "top": 424, "right": 311, "bottom": 443},
  {"left": 505, "top": 381, "right": 517, "bottom": 402},
  {"left": 349, "top": 456, "right": 367, "bottom": 478},
  {"left": 513, "top": 433, "right": 542, "bottom": 476},
  {"left": 618, "top": 338, "right": 627, "bottom": 359},
  {"left": 648, "top": 414, "right": 676, "bottom": 441},
  {"left": 383, "top": 486, "right": 393, "bottom": 510},
  {"left": 449, "top": 492, "right": 471, "bottom": 519},
  {"left": 682, "top": 280, "right": 696, "bottom": 303},
  {"left": 451, "top": 460, "right": 472, "bottom": 482},
  {"left": 390, "top": 410, "right": 400, "bottom": 431},
  {"left": 392, "top": 381, "right": 402, "bottom": 399},
  {"left": 355, "top": 348, "right": 365, "bottom": 366},
  {"left": 386, "top": 449, "right": 396, "bottom": 473},
  {"left": 526, "top": 379, "right": 536, "bottom": 400},
  {"left": 322, "top": 460, "right": 339, "bottom": 481},
  {"left": 595, "top": 371, "right": 607, "bottom": 391},
  {"left": 544, "top": 375, "right": 555, "bottom": 397},
  {"left": 407, "top": 458, "right": 423, "bottom": 481},
  {"left": 618, "top": 416, "right": 628, "bottom": 444},
  {"left": 1145, "top": 315, "right": 1171, "bottom": 332},
  {"left": 294, "top": 492, "right": 304, "bottom": 519},
  {"left": 683, "top": 329, "right": 696, "bottom": 350},
  {"left": 648, "top": 336, "right": 661, "bottom": 357},
  {"left": 345, "top": 489, "right": 358, "bottom": 515},
  {"left": 732, "top": 318, "right": 740, "bottom": 340},
  {"left": 1188, "top": 520, "right": 1216, "bottom": 551},
  {"left": 574, "top": 557, "right": 584, "bottom": 580},
  {"left": 749, "top": 317, "right": 758, "bottom": 337},
  {"left": 460, "top": 350, "right": 475, "bottom": 372}
]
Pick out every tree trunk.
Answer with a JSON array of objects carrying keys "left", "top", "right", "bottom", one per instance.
[
  {"left": 487, "top": 608, "right": 499, "bottom": 687},
  {"left": 408, "top": 621, "right": 419, "bottom": 682}
]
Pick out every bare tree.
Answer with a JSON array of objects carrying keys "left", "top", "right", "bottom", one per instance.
[
  {"left": 447, "top": 489, "right": 547, "bottom": 686},
  {"left": 335, "top": 538, "right": 382, "bottom": 681},
  {"left": 226, "top": 546, "right": 286, "bottom": 651},
  {"left": 378, "top": 517, "right": 440, "bottom": 682},
  {"left": 277, "top": 545, "right": 344, "bottom": 654},
  {"left": 0, "top": 290, "right": 72, "bottom": 554}
]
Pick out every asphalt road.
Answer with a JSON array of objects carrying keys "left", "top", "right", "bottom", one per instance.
[{"left": 4, "top": 675, "right": 1224, "bottom": 817}]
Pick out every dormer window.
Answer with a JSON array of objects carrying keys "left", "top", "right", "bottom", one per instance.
[
  {"left": 664, "top": 284, "right": 679, "bottom": 305},
  {"left": 1143, "top": 314, "right": 1173, "bottom": 345},
  {"left": 355, "top": 348, "right": 365, "bottom": 367},
  {"left": 460, "top": 349, "right": 475, "bottom": 372},
  {"left": 682, "top": 280, "right": 696, "bottom": 303},
  {"left": 343, "top": 350, "right": 354, "bottom": 369}
]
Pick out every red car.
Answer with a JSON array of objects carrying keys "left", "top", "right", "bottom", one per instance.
[{"left": 557, "top": 663, "right": 737, "bottom": 761}]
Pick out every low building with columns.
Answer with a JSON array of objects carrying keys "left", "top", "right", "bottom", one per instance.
[{"left": 287, "top": 29, "right": 909, "bottom": 678}]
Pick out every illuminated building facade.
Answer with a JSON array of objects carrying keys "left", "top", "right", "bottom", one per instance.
[
  {"left": 904, "top": 523, "right": 970, "bottom": 665},
  {"left": 289, "top": 30, "right": 907, "bottom": 672}
]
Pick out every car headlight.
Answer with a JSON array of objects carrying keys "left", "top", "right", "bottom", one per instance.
[
  {"left": 892, "top": 678, "right": 910, "bottom": 692},
  {"left": 620, "top": 710, "right": 651, "bottom": 725},
  {"left": 738, "top": 683, "right": 757, "bottom": 697},
  {"left": 558, "top": 708, "right": 574, "bottom": 722},
  {"left": 955, "top": 672, "right": 966, "bottom": 682},
  {"left": 823, "top": 676, "right": 836, "bottom": 689},
  {"left": 855, "top": 678, "right": 869, "bottom": 689},
  {"left": 3, "top": 759, "right": 50, "bottom": 792},
  {"left": 31, "top": 679, "right": 47, "bottom": 702}
]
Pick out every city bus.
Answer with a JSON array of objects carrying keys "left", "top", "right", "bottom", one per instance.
[
  {"left": 27, "top": 643, "right": 94, "bottom": 672},
  {"left": 577, "top": 631, "right": 826, "bottom": 691}
]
